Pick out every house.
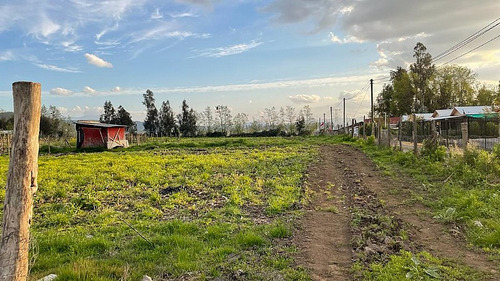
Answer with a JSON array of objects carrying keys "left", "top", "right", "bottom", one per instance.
[
  {"left": 76, "top": 121, "right": 129, "bottom": 149},
  {"left": 450, "top": 106, "right": 494, "bottom": 117},
  {"left": 432, "top": 109, "right": 453, "bottom": 118}
]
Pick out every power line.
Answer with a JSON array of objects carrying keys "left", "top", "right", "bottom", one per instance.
[
  {"left": 443, "top": 33, "right": 500, "bottom": 64},
  {"left": 434, "top": 17, "right": 500, "bottom": 62}
]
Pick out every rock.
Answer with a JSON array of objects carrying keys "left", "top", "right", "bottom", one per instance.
[
  {"left": 473, "top": 220, "right": 483, "bottom": 228},
  {"left": 37, "top": 274, "right": 57, "bottom": 281},
  {"left": 142, "top": 275, "right": 153, "bottom": 281}
]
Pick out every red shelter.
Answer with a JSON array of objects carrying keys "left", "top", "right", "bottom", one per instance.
[{"left": 76, "top": 121, "right": 129, "bottom": 149}]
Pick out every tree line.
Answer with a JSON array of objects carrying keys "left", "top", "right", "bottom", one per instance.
[
  {"left": 375, "top": 42, "right": 500, "bottom": 117},
  {"left": 140, "top": 90, "right": 316, "bottom": 137},
  {"left": 0, "top": 107, "right": 75, "bottom": 138}
]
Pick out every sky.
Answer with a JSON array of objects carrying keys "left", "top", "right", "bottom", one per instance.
[{"left": 0, "top": 0, "right": 499, "bottom": 125}]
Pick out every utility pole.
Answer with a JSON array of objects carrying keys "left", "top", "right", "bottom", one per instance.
[
  {"left": 343, "top": 97, "right": 346, "bottom": 134},
  {"left": 370, "top": 79, "right": 375, "bottom": 136},
  {"left": 330, "top": 107, "right": 333, "bottom": 130}
]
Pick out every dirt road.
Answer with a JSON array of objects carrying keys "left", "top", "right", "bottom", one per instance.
[{"left": 294, "top": 144, "right": 499, "bottom": 280}]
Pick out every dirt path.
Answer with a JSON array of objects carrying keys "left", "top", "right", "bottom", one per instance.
[{"left": 294, "top": 144, "right": 499, "bottom": 280}]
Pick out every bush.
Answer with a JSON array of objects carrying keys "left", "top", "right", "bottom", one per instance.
[{"left": 420, "top": 138, "right": 446, "bottom": 162}]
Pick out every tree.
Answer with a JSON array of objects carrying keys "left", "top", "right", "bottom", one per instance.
[
  {"left": 198, "top": 106, "right": 214, "bottom": 135},
  {"left": 432, "top": 65, "right": 477, "bottom": 108},
  {"left": 215, "top": 105, "right": 232, "bottom": 134},
  {"left": 100, "top": 101, "right": 116, "bottom": 123},
  {"left": 178, "top": 100, "right": 197, "bottom": 137},
  {"left": 295, "top": 114, "right": 306, "bottom": 136},
  {"left": 159, "top": 101, "right": 176, "bottom": 136},
  {"left": 375, "top": 84, "right": 394, "bottom": 116},
  {"left": 285, "top": 106, "right": 296, "bottom": 133},
  {"left": 302, "top": 105, "right": 314, "bottom": 132},
  {"left": 233, "top": 113, "right": 248, "bottom": 134},
  {"left": 410, "top": 42, "right": 435, "bottom": 112},
  {"left": 143, "top": 89, "right": 159, "bottom": 136},
  {"left": 263, "top": 107, "right": 279, "bottom": 130},
  {"left": 40, "top": 105, "right": 63, "bottom": 137},
  {"left": 115, "top": 106, "right": 136, "bottom": 133},
  {"left": 476, "top": 85, "right": 498, "bottom": 105}
]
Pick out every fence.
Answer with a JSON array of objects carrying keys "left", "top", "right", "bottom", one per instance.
[{"left": 398, "top": 115, "right": 499, "bottom": 151}]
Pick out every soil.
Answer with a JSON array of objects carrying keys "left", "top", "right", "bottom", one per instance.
[{"left": 294, "top": 144, "right": 499, "bottom": 280}]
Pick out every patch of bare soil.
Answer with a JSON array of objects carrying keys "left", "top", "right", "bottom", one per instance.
[
  {"left": 294, "top": 144, "right": 499, "bottom": 280},
  {"left": 294, "top": 146, "right": 353, "bottom": 280}
]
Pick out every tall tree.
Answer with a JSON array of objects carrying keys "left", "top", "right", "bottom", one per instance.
[
  {"left": 375, "top": 84, "right": 394, "bottom": 116},
  {"left": 100, "top": 101, "right": 116, "bottom": 123},
  {"left": 159, "top": 101, "right": 176, "bottom": 136},
  {"left": 285, "top": 106, "right": 296, "bottom": 133},
  {"left": 115, "top": 106, "right": 136, "bottom": 132},
  {"left": 178, "top": 100, "right": 197, "bottom": 137},
  {"left": 410, "top": 42, "right": 435, "bottom": 112},
  {"left": 391, "top": 67, "right": 415, "bottom": 116},
  {"left": 215, "top": 105, "right": 232, "bottom": 134},
  {"left": 233, "top": 113, "right": 248, "bottom": 134},
  {"left": 263, "top": 107, "right": 279, "bottom": 130},
  {"left": 143, "top": 89, "right": 159, "bottom": 136},
  {"left": 432, "top": 65, "right": 477, "bottom": 108},
  {"left": 201, "top": 106, "right": 214, "bottom": 134}
]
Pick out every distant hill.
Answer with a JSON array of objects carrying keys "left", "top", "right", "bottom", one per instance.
[
  {"left": 0, "top": 111, "right": 14, "bottom": 120},
  {"left": 135, "top": 121, "right": 144, "bottom": 133}
]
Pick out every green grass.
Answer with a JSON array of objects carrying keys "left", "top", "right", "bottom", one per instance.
[
  {"left": 354, "top": 139, "right": 500, "bottom": 254},
  {"left": 363, "top": 250, "right": 485, "bottom": 281},
  {"left": 0, "top": 137, "right": 317, "bottom": 280}
]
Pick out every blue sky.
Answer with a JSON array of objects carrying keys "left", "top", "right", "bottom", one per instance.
[{"left": 1, "top": 0, "right": 499, "bottom": 124}]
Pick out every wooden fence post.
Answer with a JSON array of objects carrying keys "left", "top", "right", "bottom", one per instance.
[
  {"left": 413, "top": 115, "right": 418, "bottom": 154},
  {"left": 0, "top": 82, "right": 41, "bottom": 281}
]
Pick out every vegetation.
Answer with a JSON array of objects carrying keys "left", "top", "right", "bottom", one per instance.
[
  {"left": 0, "top": 137, "right": 315, "bottom": 280},
  {"left": 99, "top": 101, "right": 136, "bottom": 132},
  {"left": 357, "top": 141, "right": 500, "bottom": 253},
  {"left": 375, "top": 42, "right": 500, "bottom": 116}
]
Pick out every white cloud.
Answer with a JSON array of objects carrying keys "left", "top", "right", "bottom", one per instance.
[
  {"left": 50, "top": 87, "right": 73, "bottom": 96},
  {"left": 289, "top": 94, "right": 322, "bottom": 104},
  {"left": 30, "top": 14, "right": 60, "bottom": 38},
  {"left": 83, "top": 86, "right": 96, "bottom": 94},
  {"left": 266, "top": 0, "right": 500, "bottom": 74},
  {"left": 84, "top": 53, "right": 113, "bottom": 68},
  {"left": 130, "top": 24, "right": 210, "bottom": 43},
  {"left": 35, "top": 63, "right": 81, "bottom": 73},
  {"left": 58, "top": 105, "right": 103, "bottom": 119},
  {"left": 339, "top": 90, "right": 362, "bottom": 101},
  {"left": 169, "top": 12, "right": 198, "bottom": 18},
  {"left": 194, "top": 40, "right": 263, "bottom": 58},
  {"left": 0, "top": 50, "right": 15, "bottom": 61},
  {"left": 111, "top": 86, "right": 121, "bottom": 92},
  {"left": 151, "top": 8, "right": 163, "bottom": 19},
  {"left": 329, "top": 32, "right": 363, "bottom": 44}
]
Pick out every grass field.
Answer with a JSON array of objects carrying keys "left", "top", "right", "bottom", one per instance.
[
  {"left": 0, "top": 137, "right": 316, "bottom": 280},
  {"left": 1, "top": 136, "right": 499, "bottom": 280}
]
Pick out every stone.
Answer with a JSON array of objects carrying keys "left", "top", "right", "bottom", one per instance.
[{"left": 37, "top": 274, "right": 57, "bottom": 281}]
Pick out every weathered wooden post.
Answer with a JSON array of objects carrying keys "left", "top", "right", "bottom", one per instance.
[
  {"left": 413, "top": 114, "right": 418, "bottom": 154},
  {"left": 461, "top": 121, "right": 469, "bottom": 149},
  {"left": 0, "top": 82, "right": 41, "bottom": 281}
]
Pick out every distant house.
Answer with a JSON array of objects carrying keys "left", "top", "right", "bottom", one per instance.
[
  {"left": 76, "top": 121, "right": 129, "bottom": 149},
  {"left": 432, "top": 109, "right": 453, "bottom": 119},
  {"left": 450, "top": 106, "right": 496, "bottom": 118}
]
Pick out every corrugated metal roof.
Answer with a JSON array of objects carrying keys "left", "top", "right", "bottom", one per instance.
[
  {"left": 432, "top": 109, "right": 453, "bottom": 118},
  {"left": 75, "top": 121, "right": 126, "bottom": 128},
  {"left": 451, "top": 106, "right": 492, "bottom": 116}
]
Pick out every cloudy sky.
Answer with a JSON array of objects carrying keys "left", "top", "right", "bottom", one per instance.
[{"left": 0, "top": 0, "right": 499, "bottom": 124}]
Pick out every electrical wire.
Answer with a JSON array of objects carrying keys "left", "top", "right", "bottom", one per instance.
[
  {"left": 434, "top": 17, "right": 500, "bottom": 62},
  {"left": 443, "top": 33, "right": 500, "bottom": 65}
]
